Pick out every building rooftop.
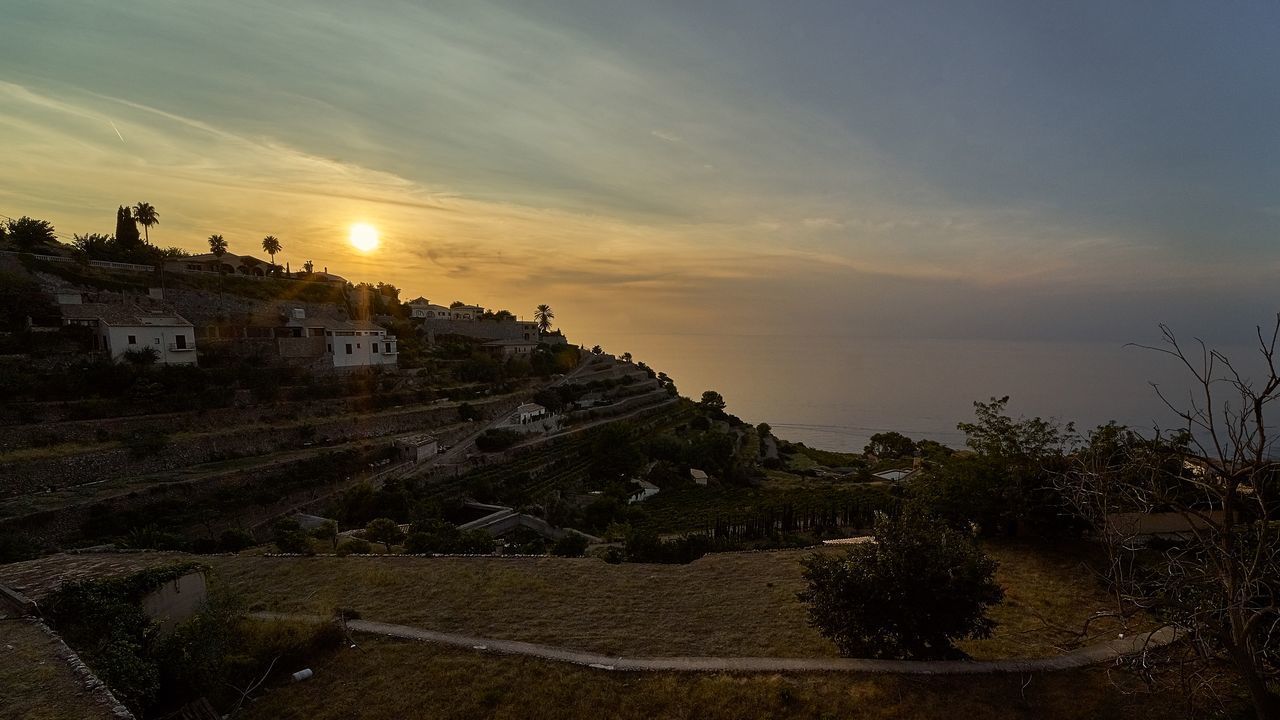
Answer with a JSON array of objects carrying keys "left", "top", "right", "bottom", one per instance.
[{"left": 60, "top": 303, "right": 192, "bottom": 328}]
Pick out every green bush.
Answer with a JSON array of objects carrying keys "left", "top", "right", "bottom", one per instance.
[
  {"left": 364, "top": 517, "right": 404, "bottom": 551},
  {"left": 271, "top": 517, "right": 312, "bottom": 554},
  {"left": 799, "top": 511, "right": 1003, "bottom": 660},
  {"left": 218, "top": 528, "right": 255, "bottom": 552},
  {"left": 475, "top": 428, "right": 522, "bottom": 452},
  {"left": 550, "top": 532, "right": 589, "bottom": 557},
  {"left": 335, "top": 538, "right": 372, "bottom": 556}
]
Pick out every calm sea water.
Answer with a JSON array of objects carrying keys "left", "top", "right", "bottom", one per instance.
[{"left": 587, "top": 334, "right": 1256, "bottom": 453}]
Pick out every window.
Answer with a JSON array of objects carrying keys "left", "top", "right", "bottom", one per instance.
[
  {"left": 327, "top": 344, "right": 333, "bottom": 353},
  {"left": 127, "top": 335, "right": 137, "bottom": 344},
  {"left": 174, "top": 335, "right": 186, "bottom": 349},
  {"left": 356, "top": 343, "right": 361, "bottom": 349},
  {"left": 372, "top": 342, "right": 379, "bottom": 353},
  {"left": 345, "top": 343, "right": 352, "bottom": 354}
]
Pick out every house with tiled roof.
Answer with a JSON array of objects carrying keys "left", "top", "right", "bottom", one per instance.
[{"left": 60, "top": 303, "right": 197, "bottom": 365}]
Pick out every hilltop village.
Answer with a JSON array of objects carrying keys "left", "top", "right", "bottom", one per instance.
[{"left": 0, "top": 211, "right": 1272, "bottom": 720}]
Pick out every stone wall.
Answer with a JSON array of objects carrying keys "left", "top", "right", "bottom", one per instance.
[
  {"left": 0, "top": 397, "right": 514, "bottom": 496},
  {"left": 0, "top": 387, "right": 493, "bottom": 450}
]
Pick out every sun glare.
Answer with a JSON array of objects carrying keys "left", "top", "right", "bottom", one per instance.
[{"left": 349, "top": 223, "right": 380, "bottom": 253}]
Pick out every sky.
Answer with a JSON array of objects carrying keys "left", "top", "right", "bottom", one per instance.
[{"left": 3, "top": 0, "right": 1279, "bottom": 347}]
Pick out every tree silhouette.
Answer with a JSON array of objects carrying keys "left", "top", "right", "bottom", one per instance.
[
  {"left": 302, "top": 260, "right": 314, "bottom": 274},
  {"left": 534, "top": 304, "right": 555, "bottom": 333},
  {"left": 5, "top": 216, "right": 57, "bottom": 250},
  {"left": 208, "top": 234, "right": 227, "bottom": 259},
  {"left": 132, "top": 202, "right": 159, "bottom": 243},
  {"left": 261, "top": 235, "right": 282, "bottom": 268},
  {"left": 115, "top": 206, "right": 141, "bottom": 247}
]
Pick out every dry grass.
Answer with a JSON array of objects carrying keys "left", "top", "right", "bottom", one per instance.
[
  {"left": 965, "top": 541, "right": 1156, "bottom": 658},
  {"left": 0, "top": 619, "right": 115, "bottom": 720},
  {"left": 207, "top": 540, "right": 1145, "bottom": 660},
  {"left": 238, "top": 636, "right": 1186, "bottom": 720},
  {"left": 210, "top": 551, "right": 832, "bottom": 657}
]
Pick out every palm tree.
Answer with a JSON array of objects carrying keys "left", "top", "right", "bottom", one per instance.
[
  {"left": 208, "top": 234, "right": 229, "bottom": 308},
  {"left": 534, "top": 304, "right": 555, "bottom": 333},
  {"left": 261, "top": 235, "right": 282, "bottom": 268},
  {"left": 208, "top": 234, "right": 227, "bottom": 259},
  {"left": 132, "top": 202, "right": 159, "bottom": 244}
]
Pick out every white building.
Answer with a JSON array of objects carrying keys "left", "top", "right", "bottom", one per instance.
[
  {"left": 449, "top": 304, "right": 484, "bottom": 320},
  {"left": 395, "top": 434, "right": 439, "bottom": 463},
  {"left": 61, "top": 303, "right": 197, "bottom": 365},
  {"left": 484, "top": 338, "right": 537, "bottom": 359},
  {"left": 406, "top": 297, "right": 434, "bottom": 319},
  {"left": 628, "top": 480, "right": 660, "bottom": 504},
  {"left": 322, "top": 319, "right": 398, "bottom": 368},
  {"left": 512, "top": 403, "right": 549, "bottom": 425},
  {"left": 690, "top": 468, "right": 710, "bottom": 486}
]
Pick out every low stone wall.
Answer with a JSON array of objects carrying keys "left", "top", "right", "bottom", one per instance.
[
  {"left": 0, "top": 378, "right": 516, "bottom": 450},
  {"left": 0, "top": 397, "right": 514, "bottom": 496}
]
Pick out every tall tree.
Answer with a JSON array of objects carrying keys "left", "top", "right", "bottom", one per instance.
[
  {"left": 302, "top": 259, "right": 314, "bottom": 274},
  {"left": 534, "top": 304, "right": 555, "bottom": 333},
  {"left": 261, "top": 235, "right": 282, "bottom": 267},
  {"left": 131, "top": 202, "right": 158, "bottom": 243},
  {"left": 115, "top": 206, "right": 141, "bottom": 247},
  {"left": 207, "top": 234, "right": 227, "bottom": 259},
  {"left": 1059, "top": 321, "right": 1280, "bottom": 719},
  {"left": 5, "top": 216, "right": 57, "bottom": 250}
]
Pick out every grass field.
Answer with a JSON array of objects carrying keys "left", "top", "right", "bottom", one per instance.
[
  {"left": 207, "top": 541, "right": 1144, "bottom": 661},
  {"left": 236, "top": 637, "right": 1184, "bottom": 720},
  {"left": 0, "top": 620, "right": 115, "bottom": 720}
]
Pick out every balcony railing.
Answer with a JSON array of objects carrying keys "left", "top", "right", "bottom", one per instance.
[{"left": 167, "top": 343, "right": 195, "bottom": 352}]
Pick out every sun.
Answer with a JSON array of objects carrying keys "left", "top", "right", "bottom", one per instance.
[{"left": 349, "top": 223, "right": 380, "bottom": 253}]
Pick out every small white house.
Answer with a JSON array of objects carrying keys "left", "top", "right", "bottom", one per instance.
[
  {"left": 61, "top": 303, "right": 197, "bottom": 365},
  {"left": 628, "top": 480, "right": 660, "bottom": 504},
  {"left": 322, "top": 319, "right": 398, "bottom": 369},
  {"left": 512, "top": 403, "right": 549, "bottom": 425},
  {"left": 690, "top": 468, "right": 710, "bottom": 486},
  {"left": 395, "top": 434, "right": 439, "bottom": 463}
]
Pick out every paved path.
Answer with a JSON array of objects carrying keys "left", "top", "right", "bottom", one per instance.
[{"left": 253, "top": 612, "right": 1178, "bottom": 675}]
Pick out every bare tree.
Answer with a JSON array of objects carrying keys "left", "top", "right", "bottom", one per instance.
[{"left": 1060, "top": 319, "right": 1280, "bottom": 719}]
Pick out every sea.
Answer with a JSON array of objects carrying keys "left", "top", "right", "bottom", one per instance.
[{"left": 586, "top": 333, "right": 1258, "bottom": 454}]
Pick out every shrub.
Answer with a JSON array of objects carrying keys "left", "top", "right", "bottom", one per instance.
[
  {"left": 457, "top": 529, "right": 496, "bottom": 554},
  {"left": 623, "top": 530, "right": 710, "bottom": 564},
  {"left": 402, "top": 531, "right": 435, "bottom": 555},
  {"left": 475, "top": 428, "right": 522, "bottom": 452},
  {"left": 218, "top": 528, "right": 255, "bottom": 553},
  {"left": 271, "top": 517, "right": 312, "bottom": 554},
  {"left": 309, "top": 520, "right": 338, "bottom": 549},
  {"left": 364, "top": 517, "right": 404, "bottom": 551},
  {"left": 336, "top": 538, "right": 371, "bottom": 556},
  {"left": 799, "top": 511, "right": 1003, "bottom": 660},
  {"left": 550, "top": 532, "right": 589, "bottom": 557},
  {"left": 121, "top": 346, "right": 160, "bottom": 366}
]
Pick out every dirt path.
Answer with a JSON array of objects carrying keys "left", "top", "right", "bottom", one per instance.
[{"left": 253, "top": 612, "right": 1178, "bottom": 675}]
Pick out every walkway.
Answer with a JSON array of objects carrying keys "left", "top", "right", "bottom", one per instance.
[{"left": 252, "top": 612, "right": 1178, "bottom": 675}]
